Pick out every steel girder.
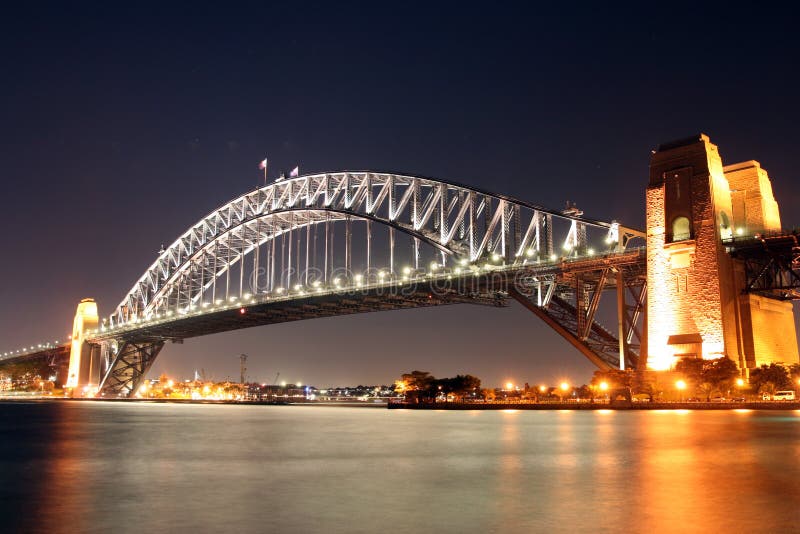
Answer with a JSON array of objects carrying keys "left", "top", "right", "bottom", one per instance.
[
  {"left": 108, "top": 172, "right": 644, "bottom": 328},
  {"left": 97, "top": 341, "right": 164, "bottom": 397},
  {"left": 510, "top": 251, "right": 646, "bottom": 370},
  {"left": 727, "top": 233, "right": 800, "bottom": 300}
]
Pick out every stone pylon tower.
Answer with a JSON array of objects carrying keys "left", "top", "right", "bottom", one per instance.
[
  {"left": 65, "top": 298, "right": 101, "bottom": 393},
  {"left": 645, "top": 134, "right": 798, "bottom": 373}
]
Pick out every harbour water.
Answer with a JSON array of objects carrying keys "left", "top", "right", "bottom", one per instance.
[{"left": 1, "top": 402, "right": 799, "bottom": 533}]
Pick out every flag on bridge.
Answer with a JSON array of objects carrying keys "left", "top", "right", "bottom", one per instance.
[
  {"left": 290, "top": 166, "right": 299, "bottom": 177},
  {"left": 258, "top": 158, "right": 268, "bottom": 170}
]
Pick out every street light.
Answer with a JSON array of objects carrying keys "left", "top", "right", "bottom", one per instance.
[{"left": 676, "top": 379, "right": 686, "bottom": 402}]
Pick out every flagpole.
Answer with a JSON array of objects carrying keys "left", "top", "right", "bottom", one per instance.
[{"left": 263, "top": 158, "right": 268, "bottom": 186}]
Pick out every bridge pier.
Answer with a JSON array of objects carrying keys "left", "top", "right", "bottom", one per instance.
[
  {"left": 65, "top": 299, "right": 102, "bottom": 396},
  {"left": 645, "top": 134, "right": 799, "bottom": 372}
]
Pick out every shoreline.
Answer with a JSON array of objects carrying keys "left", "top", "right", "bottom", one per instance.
[
  {"left": 1, "top": 396, "right": 799, "bottom": 410},
  {"left": 388, "top": 401, "right": 800, "bottom": 411}
]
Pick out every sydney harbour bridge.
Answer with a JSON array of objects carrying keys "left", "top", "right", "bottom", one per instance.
[{"left": 2, "top": 134, "right": 799, "bottom": 397}]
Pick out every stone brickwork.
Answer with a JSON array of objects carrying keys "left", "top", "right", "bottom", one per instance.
[{"left": 645, "top": 134, "right": 798, "bottom": 372}]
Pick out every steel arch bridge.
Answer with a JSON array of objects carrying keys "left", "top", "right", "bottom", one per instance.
[{"left": 2, "top": 172, "right": 648, "bottom": 397}]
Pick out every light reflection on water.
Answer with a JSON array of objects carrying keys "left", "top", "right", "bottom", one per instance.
[{"left": 1, "top": 403, "right": 799, "bottom": 533}]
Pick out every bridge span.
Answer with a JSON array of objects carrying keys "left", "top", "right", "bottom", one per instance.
[{"left": 2, "top": 134, "right": 799, "bottom": 397}]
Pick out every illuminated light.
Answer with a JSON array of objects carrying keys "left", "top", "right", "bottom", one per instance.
[
  {"left": 430, "top": 262, "right": 438, "bottom": 271},
  {"left": 229, "top": 296, "right": 237, "bottom": 302},
  {"left": 297, "top": 382, "right": 302, "bottom": 387},
  {"left": 563, "top": 243, "right": 572, "bottom": 251},
  {"left": 734, "top": 409, "right": 752, "bottom": 414},
  {"left": 276, "top": 287, "right": 285, "bottom": 293},
  {"left": 203, "top": 302, "right": 210, "bottom": 307},
  {"left": 596, "top": 409, "right": 613, "bottom": 415},
  {"left": 354, "top": 274, "right": 363, "bottom": 282},
  {"left": 167, "top": 380, "right": 174, "bottom": 388},
  {"left": 402, "top": 266, "right": 411, "bottom": 275},
  {"left": 239, "top": 308, "right": 246, "bottom": 314},
  {"left": 526, "top": 248, "right": 535, "bottom": 257},
  {"left": 550, "top": 254, "right": 557, "bottom": 261},
  {"left": 560, "top": 382, "right": 570, "bottom": 392},
  {"left": 588, "top": 248, "right": 595, "bottom": 256},
  {"left": 599, "top": 381, "right": 609, "bottom": 391},
  {"left": 378, "top": 271, "right": 386, "bottom": 279},
  {"left": 333, "top": 278, "right": 341, "bottom": 286},
  {"left": 505, "top": 382, "right": 513, "bottom": 390},
  {"left": 459, "top": 258, "right": 469, "bottom": 266},
  {"left": 736, "top": 378, "right": 745, "bottom": 387},
  {"left": 736, "top": 227, "right": 744, "bottom": 236},
  {"left": 215, "top": 299, "right": 222, "bottom": 305},
  {"left": 491, "top": 253, "right": 501, "bottom": 262},
  {"left": 675, "top": 379, "right": 687, "bottom": 390},
  {"left": 281, "top": 381, "right": 286, "bottom": 386},
  {"left": 243, "top": 293, "right": 251, "bottom": 299},
  {"left": 313, "top": 280, "right": 321, "bottom": 287},
  {"left": 294, "top": 284, "right": 302, "bottom": 291}
]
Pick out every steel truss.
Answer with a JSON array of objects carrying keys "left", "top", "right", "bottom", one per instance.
[
  {"left": 510, "top": 251, "right": 647, "bottom": 370},
  {"left": 108, "top": 172, "right": 643, "bottom": 327},
  {"left": 98, "top": 341, "right": 164, "bottom": 397},
  {"left": 727, "top": 233, "right": 800, "bottom": 300}
]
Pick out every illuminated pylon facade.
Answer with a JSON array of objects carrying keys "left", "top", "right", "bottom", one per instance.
[
  {"left": 646, "top": 134, "right": 798, "bottom": 373},
  {"left": 65, "top": 298, "right": 101, "bottom": 392}
]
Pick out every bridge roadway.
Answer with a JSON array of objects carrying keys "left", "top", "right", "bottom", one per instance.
[{"left": 2, "top": 248, "right": 647, "bottom": 395}]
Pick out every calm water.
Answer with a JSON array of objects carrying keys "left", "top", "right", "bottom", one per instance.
[{"left": 1, "top": 402, "right": 799, "bottom": 533}]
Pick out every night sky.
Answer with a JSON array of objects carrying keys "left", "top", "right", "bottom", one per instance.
[{"left": 1, "top": 3, "right": 798, "bottom": 387}]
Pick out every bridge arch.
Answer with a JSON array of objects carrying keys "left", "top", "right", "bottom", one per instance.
[{"left": 110, "top": 172, "right": 639, "bottom": 328}]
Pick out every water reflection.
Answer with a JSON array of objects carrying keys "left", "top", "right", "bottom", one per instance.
[{"left": 1, "top": 403, "right": 799, "bottom": 532}]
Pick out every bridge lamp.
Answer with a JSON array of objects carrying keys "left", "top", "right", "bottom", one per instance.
[
  {"left": 313, "top": 280, "right": 322, "bottom": 287},
  {"left": 550, "top": 254, "right": 557, "bottom": 261},
  {"left": 454, "top": 267, "right": 461, "bottom": 274},
  {"left": 675, "top": 379, "right": 687, "bottom": 390},
  {"left": 491, "top": 253, "right": 501, "bottom": 262},
  {"left": 333, "top": 278, "right": 341, "bottom": 287},
  {"left": 560, "top": 382, "right": 570, "bottom": 392},
  {"left": 402, "top": 266, "right": 412, "bottom": 275},
  {"left": 276, "top": 287, "right": 285, "bottom": 293},
  {"left": 229, "top": 296, "right": 237, "bottom": 302},
  {"left": 378, "top": 271, "right": 386, "bottom": 279},
  {"left": 599, "top": 381, "right": 609, "bottom": 391},
  {"left": 505, "top": 382, "right": 513, "bottom": 390},
  {"left": 736, "top": 227, "right": 744, "bottom": 236},
  {"left": 736, "top": 378, "right": 745, "bottom": 387},
  {"left": 588, "top": 248, "right": 595, "bottom": 256},
  {"left": 354, "top": 274, "right": 363, "bottom": 282},
  {"left": 526, "top": 248, "right": 535, "bottom": 257},
  {"left": 430, "top": 261, "right": 438, "bottom": 271},
  {"left": 294, "top": 284, "right": 303, "bottom": 291}
]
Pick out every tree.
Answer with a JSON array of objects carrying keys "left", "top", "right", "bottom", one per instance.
[
  {"left": 750, "top": 363, "right": 791, "bottom": 393},
  {"left": 437, "top": 374, "right": 481, "bottom": 401},
  {"left": 675, "top": 358, "right": 704, "bottom": 387},
  {"left": 675, "top": 357, "right": 739, "bottom": 400},
  {"left": 702, "top": 357, "right": 739, "bottom": 399}
]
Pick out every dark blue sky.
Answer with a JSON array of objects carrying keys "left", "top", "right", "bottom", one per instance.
[{"left": 1, "top": 3, "right": 798, "bottom": 386}]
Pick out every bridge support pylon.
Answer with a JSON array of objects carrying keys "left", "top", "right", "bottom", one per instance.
[
  {"left": 646, "top": 134, "right": 799, "bottom": 372},
  {"left": 65, "top": 298, "right": 102, "bottom": 396}
]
